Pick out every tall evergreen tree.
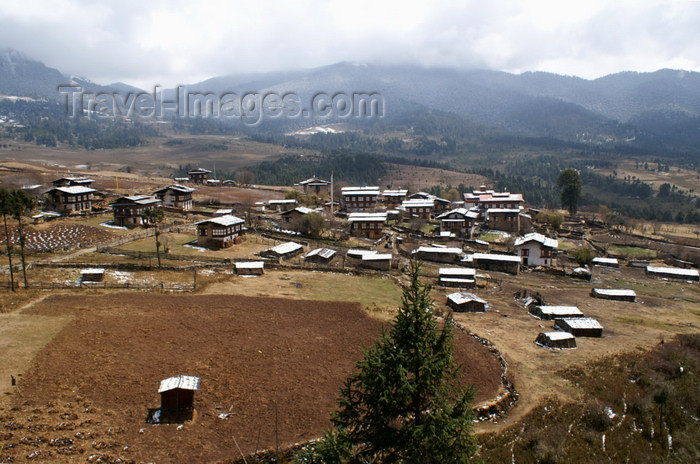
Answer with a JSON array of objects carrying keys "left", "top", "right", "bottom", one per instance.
[
  {"left": 557, "top": 168, "right": 583, "bottom": 215},
  {"left": 297, "top": 261, "right": 480, "bottom": 464}
]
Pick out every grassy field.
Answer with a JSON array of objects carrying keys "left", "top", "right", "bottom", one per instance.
[
  {"left": 607, "top": 245, "right": 657, "bottom": 258},
  {"left": 201, "top": 269, "right": 403, "bottom": 317},
  {"left": 597, "top": 160, "right": 700, "bottom": 194},
  {"left": 382, "top": 163, "right": 488, "bottom": 191}
]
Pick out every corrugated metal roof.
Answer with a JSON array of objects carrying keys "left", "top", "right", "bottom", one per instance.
[
  {"left": 342, "top": 186, "right": 380, "bottom": 196},
  {"left": 196, "top": 215, "right": 245, "bottom": 227},
  {"left": 543, "top": 332, "right": 575, "bottom": 341},
  {"left": 472, "top": 253, "right": 521, "bottom": 263},
  {"left": 402, "top": 199, "right": 434, "bottom": 208},
  {"left": 592, "top": 288, "right": 636, "bottom": 297},
  {"left": 592, "top": 257, "right": 619, "bottom": 265},
  {"left": 235, "top": 261, "right": 264, "bottom": 269},
  {"left": 154, "top": 184, "right": 195, "bottom": 194},
  {"left": 537, "top": 306, "right": 584, "bottom": 317},
  {"left": 270, "top": 241, "right": 303, "bottom": 255},
  {"left": 514, "top": 233, "right": 558, "bottom": 249},
  {"left": 347, "top": 212, "right": 387, "bottom": 222},
  {"left": 81, "top": 268, "right": 105, "bottom": 274},
  {"left": 439, "top": 267, "right": 476, "bottom": 276},
  {"left": 362, "top": 253, "right": 392, "bottom": 261},
  {"left": 47, "top": 186, "right": 96, "bottom": 194},
  {"left": 347, "top": 249, "right": 376, "bottom": 258},
  {"left": 305, "top": 248, "right": 337, "bottom": 259},
  {"left": 447, "top": 292, "right": 487, "bottom": 305},
  {"left": 557, "top": 317, "right": 603, "bottom": 329},
  {"left": 159, "top": 375, "right": 200, "bottom": 393},
  {"left": 646, "top": 266, "right": 699, "bottom": 278},
  {"left": 413, "top": 246, "right": 462, "bottom": 254}
]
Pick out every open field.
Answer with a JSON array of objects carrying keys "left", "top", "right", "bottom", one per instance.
[
  {"left": 596, "top": 160, "right": 700, "bottom": 194},
  {"left": 0, "top": 293, "right": 502, "bottom": 463},
  {"left": 0, "top": 135, "right": 306, "bottom": 176},
  {"left": 382, "top": 163, "right": 488, "bottom": 191}
]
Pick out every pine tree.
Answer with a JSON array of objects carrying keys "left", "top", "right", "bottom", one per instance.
[
  {"left": 557, "top": 168, "right": 583, "bottom": 215},
  {"left": 297, "top": 261, "right": 480, "bottom": 464}
]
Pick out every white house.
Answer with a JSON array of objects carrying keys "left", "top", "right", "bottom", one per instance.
[{"left": 514, "top": 233, "right": 558, "bottom": 267}]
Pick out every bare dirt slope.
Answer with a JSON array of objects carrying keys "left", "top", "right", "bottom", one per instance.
[{"left": 1, "top": 293, "right": 501, "bottom": 463}]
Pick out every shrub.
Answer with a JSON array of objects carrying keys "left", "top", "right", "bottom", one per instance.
[{"left": 571, "top": 247, "right": 595, "bottom": 266}]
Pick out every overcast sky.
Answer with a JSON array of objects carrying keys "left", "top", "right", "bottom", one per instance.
[{"left": 1, "top": 0, "right": 699, "bottom": 88}]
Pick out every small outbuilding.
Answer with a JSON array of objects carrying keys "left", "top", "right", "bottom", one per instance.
[
  {"left": 158, "top": 375, "right": 200, "bottom": 422},
  {"left": 646, "top": 265, "right": 699, "bottom": 281},
  {"left": 471, "top": 253, "right": 521, "bottom": 275},
  {"left": 411, "top": 246, "right": 463, "bottom": 263},
  {"left": 590, "top": 288, "right": 636, "bottom": 302},
  {"left": 592, "top": 257, "right": 620, "bottom": 268},
  {"left": 446, "top": 292, "right": 487, "bottom": 312},
  {"left": 234, "top": 261, "right": 265, "bottom": 275},
  {"left": 360, "top": 252, "right": 392, "bottom": 270},
  {"left": 529, "top": 305, "right": 584, "bottom": 320},
  {"left": 554, "top": 317, "right": 604, "bottom": 337},
  {"left": 535, "top": 332, "right": 577, "bottom": 349},
  {"left": 305, "top": 247, "right": 337, "bottom": 264},
  {"left": 263, "top": 241, "right": 304, "bottom": 260},
  {"left": 80, "top": 268, "right": 105, "bottom": 282},
  {"left": 438, "top": 267, "right": 476, "bottom": 288}
]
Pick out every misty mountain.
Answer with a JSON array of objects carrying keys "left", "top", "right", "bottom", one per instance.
[{"left": 2, "top": 47, "right": 700, "bottom": 152}]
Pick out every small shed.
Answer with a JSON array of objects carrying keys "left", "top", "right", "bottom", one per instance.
[
  {"left": 360, "top": 253, "right": 392, "bottom": 270},
  {"left": 646, "top": 265, "right": 699, "bottom": 281},
  {"left": 590, "top": 288, "right": 636, "bottom": 302},
  {"left": 263, "top": 242, "right": 304, "bottom": 260},
  {"left": 305, "top": 247, "right": 337, "bottom": 264},
  {"left": 159, "top": 375, "right": 200, "bottom": 420},
  {"left": 80, "top": 268, "right": 105, "bottom": 282},
  {"left": 446, "top": 292, "right": 487, "bottom": 312},
  {"left": 234, "top": 261, "right": 265, "bottom": 275},
  {"left": 411, "top": 246, "right": 463, "bottom": 263},
  {"left": 529, "top": 305, "right": 584, "bottom": 320},
  {"left": 554, "top": 317, "right": 604, "bottom": 337},
  {"left": 592, "top": 257, "right": 619, "bottom": 268},
  {"left": 438, "top": 267, "right": 476, "bottom": 288},
  {"left": 535, "top": 332, "right": 577, "bottom": 350},
  {"left": 471, "top": 253, "right": 521, "bottom": 275}
]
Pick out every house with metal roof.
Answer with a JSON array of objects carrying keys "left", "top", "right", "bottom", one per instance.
[
  {"left": 348, "top": 212, "right": 387, "bottom": 239},
  {"left": 514, "top": 233, "right": 558, "bottom": 267},
  {"left": 51, "top": 176, "right": 95, "bottom": 187},
  {"left": 44, "top": 185, "right": 97, "bottom": 215},
  {"left": 436, "top": 208, "right": 479, "bottom": 237},
  {"left": 359, "top": 252, "right": 392, "bottom": 270},
  {"left": 297, "top": 177, "right": 331, "bottom": 196},
  {"left": 401, "top": 198, "right": 435, "bottom": 221},
  {"left": 342, "top": 186, "right": 380, "bottom": 212},
  {"left": 110, "top": 194, "right": 162, "bottom": 228},
  {"left": 153, "top": 184, "right": 195, "bottom": 210},
  {"left": 196, "top": 215, "right": 245, "bottom": 249},
  {"left": 187, "top": 168, "right": 211, "bottom": 184},
  {"left": 382, "top": 189, "right": 408, "bottom": 207}
]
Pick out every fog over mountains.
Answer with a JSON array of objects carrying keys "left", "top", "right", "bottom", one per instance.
[{"left": 2, "top": 47, "right": 700, "bottom": 149}]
